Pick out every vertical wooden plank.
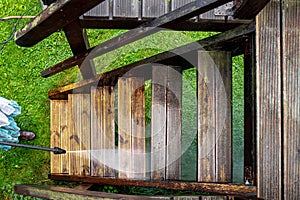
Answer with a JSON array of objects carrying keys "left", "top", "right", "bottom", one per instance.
[
  {"left": 198, "top": 51, "right": 216, "bottom": 182},
  {"left": 198, "top": 51, "right": 231, "bottom": 182},
  {"left": 171, "top": 0, "right": 194, "bottom": 10},
  {"left": 166, "top": 66, "right": 182, "bottom": 180},
  {"left": 69, "top": 94, "right": 81, "bottom": 175},
  {"left": 91, "top": 87, "right": 104, "bottom": 176},
  {"left": 50, "top": 100, "right": 61, "bottom": 174},
  {"left": 256, "top": 0, "right": 282, "bottom": 199},
  {"left": 113, "top": 0, "right": 139, "bottom": 18},
  {"left": 103, "top": 84, "right": 116, "bottom": 177},
  {"left": 283, "top": 0, "right": 300, "bottom": 199},
  {"left": 60, "top": 100, "right": 69, "bottom": 174},
  {"left": 215, "top": 52, "right": 232, "bottom": 183},
  {"left": 80, "top": 94, "right": 91, "bottom": 176},
  {"left": 118, "top": 77, "right": 132, "bottom": 179},
  {"left": 131, "top": 78, "right": 146, "bottom": 179},
  {"left": 151, "top": 66, "right": 167, "bottom": 180}
]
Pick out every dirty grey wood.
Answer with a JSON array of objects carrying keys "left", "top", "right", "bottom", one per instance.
[
  {"left": 256, "top": 0, "right": 282, "bottom": 199},
  {"left": 113, "top": 0, "right": 140, "bottom": 18},
  {"left": 282, "top": 0, "right": 300, "bottom": 199},
  {"left": 84, "top": 0, "right": 110, "bottom": 17},
  {"left": 143, "top": 0, "right": 169, "bottom": 18}
]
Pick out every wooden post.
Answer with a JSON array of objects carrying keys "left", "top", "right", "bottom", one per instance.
[
  {"left": 282, "top": 0, "right": 300, "bottom": 198},
  {"left": 244, "top": 34, "right": 256, "bottom": 186},
  {"left": 256, "top": 1, "right": 282, "bottom": 199},
  {"left": 198, "top": 51, "right": 232, "bottom": 183}
]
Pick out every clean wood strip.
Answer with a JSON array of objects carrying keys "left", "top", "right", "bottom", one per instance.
[
  {"left": 60, "top": 100, "right": 69, "bottom": 174},
  {"left": 69, "top": 94, "right": 81, "bottom": 175},
  {"left": 283, "top": 0, "right": 300, "bottom": 198},
  {"left": 50, "top": 100, "right": 61, "bottom": 174},
  {"left": 103, "top": 84, "right": 116, "bottom": 177},
  {"left": 166, "top": 66, "right": 182, "bottom": 180},
  {"left": 118, "top": 77, "right": 132, "bottom": 179},
  {"left": 80, "top": 94, "right": 91, "bottom": 176},
  {"left": 256, "top": 1, "right": 282, "bottom": 199},
  {"left": 151, "top": 66, "right": 167, "bottom": 180},
  {"left": 90, "top": 87, "right": 104, "bottom": 176},
  {"left": 131, "top": 78, "right": 146, "bottom": 179}
]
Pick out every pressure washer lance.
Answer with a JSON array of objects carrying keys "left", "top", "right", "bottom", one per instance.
[{"left": 0, "top": 141, "right": 66, "bottom": 154}]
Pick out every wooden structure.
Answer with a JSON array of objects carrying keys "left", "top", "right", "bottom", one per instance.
[{"left": 13, "top": 0, "right": 299, "bottom": 199}]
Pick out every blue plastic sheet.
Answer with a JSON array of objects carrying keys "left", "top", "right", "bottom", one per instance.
[{"left": 0, "top": 97, "right": 21, "bottom": 150}]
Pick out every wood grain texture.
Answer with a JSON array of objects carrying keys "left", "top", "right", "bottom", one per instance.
[
  {"left": 60, "top": 100, "right": 70, "bottom": 174},
  {"left": 49, "top": 174, "right": 257, "bottom": 197},
  {"left": 50, "top": 100, "right": 61, "bottom": 174},
  {"left": 256, "top": 1, "right": 282, "bottom": 199},
  {"left": 197, "top": 51, "right": 232, "bottom": 183},
  {"left": 282, "top": 0, "right": 300, "bottom": 198}
]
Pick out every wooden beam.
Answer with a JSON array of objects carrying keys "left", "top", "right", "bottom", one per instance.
[
  {"left": 234, "top": 0, "right": 271, "bottom": 19},
  {"left": 80, "top": 17, "right": 250, "bottom": 32},
  {"left": 14, "top": 185, "right": 171, "bottom": 200},
  {"left": 41, "top": 0, "right": 232, "bottom": 78},
  {"left": 48, "top": 174, "right": 257, "bottom": 197},
  {"left": 63, "top": 19, "right": 96, "bottom": 79},
  {"left": 47, "top": 22, "right": 254, "bottom": 100},
  {"left": 15, "top": 0, "right": 107, "bottom": 47}
]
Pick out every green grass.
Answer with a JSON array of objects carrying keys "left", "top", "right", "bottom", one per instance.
[{"left": 0, "top": 1, "right": 245, "bottom": 199}]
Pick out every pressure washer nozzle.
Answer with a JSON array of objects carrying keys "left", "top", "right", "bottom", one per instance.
[{"left": 53, "top": 147, "right": 67, "bottom": 154}]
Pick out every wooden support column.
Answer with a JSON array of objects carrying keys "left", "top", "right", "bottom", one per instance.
[
  {"left": 151, "top": 65, "right": 182, "bottom": 181},
  {"left": 243, "top": 34, "right": 256, "bottom": 185},
  {"left": 118, "top": 77, "right": 146, "bottom": 179},
  {"left": 282, "top": 0, "right": 300, "bottom": 198},
  {"left": 256, "top": 0, "right": 282, "bottom": 199},
  {"left": 198, "top": 51, "right": 232, "bottom": 183},
  {"left": 63, "top": 19, "right": 96, "bottom": 79}
]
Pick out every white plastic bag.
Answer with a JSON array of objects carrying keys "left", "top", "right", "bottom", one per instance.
[
  {"left": 0, "top": 97, "right": 15, "bottom": 116},
  {"left": 0, "top": 111, "right": 10, "bottom": 127}
]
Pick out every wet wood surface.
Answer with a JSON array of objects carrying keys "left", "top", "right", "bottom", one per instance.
[{"left": 49, "top": 174, "right": 257, "bottom": 197}]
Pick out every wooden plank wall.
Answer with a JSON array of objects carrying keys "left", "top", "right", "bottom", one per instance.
[
  {"left": 256, "top": 0, "right": 299, "bottom": 199},
  {"left": 151, "top": 66, "right": 182, "bottom": 181},
  {"left": 50, "top": 100, "right": 61, "bottom": 174},
  {"left": 197, "top": 51, "right": 232, "bottom": 183}
]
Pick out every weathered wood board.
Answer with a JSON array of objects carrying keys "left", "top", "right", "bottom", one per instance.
[
  {"left": 197, "top": 51, "right": 232, "bottom": 183},
  {"left": 60, "top": 100, "right": 70, "bottom": 174},
  {"left": 256, "top": 1, "right": 282, "bottom": 199},
  {"left": 282, "top": 0, "right": 300, "bottom": 198}
]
